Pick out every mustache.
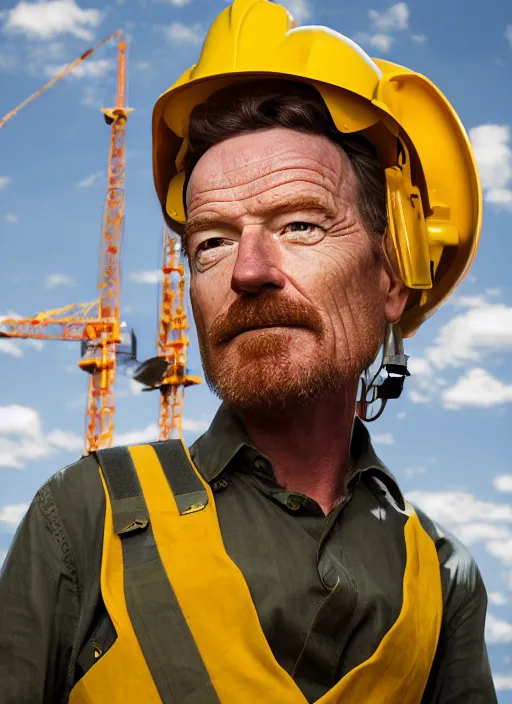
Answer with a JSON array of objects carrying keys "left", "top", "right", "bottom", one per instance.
[{"left": 208, "top": 295, "right": 324, "bottom": 345}]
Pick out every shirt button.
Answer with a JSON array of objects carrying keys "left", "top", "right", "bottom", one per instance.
[
  {"left": 321, "top": 564, "right": 340, "bottom": 591},
  {"left": 286, "top": 496, "right": 301, "bottom": 511},
  {"left": 253, "top": 456, "right": 268, "bottom": 472}
]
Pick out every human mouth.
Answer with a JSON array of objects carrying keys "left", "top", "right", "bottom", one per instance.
[{"left": 231, "top": 324, "right": 304, "bottom": 339}]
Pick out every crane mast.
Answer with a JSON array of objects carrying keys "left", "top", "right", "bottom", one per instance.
[
  {"left": 0, "top": 32, "right": 133, "bottom": 453},
  {"left": 157, "top": 230, "right": 201, "bottom": 440},
  {"left": 79, "top": 35, "right": 132, "bottom": 452},
  {"left": 133, "top": 229, "right": 201, "bottom": 440}
]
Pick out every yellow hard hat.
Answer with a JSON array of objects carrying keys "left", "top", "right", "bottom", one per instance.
[{"left": 152, "top": 0, "right": 482, "bottom": 337}]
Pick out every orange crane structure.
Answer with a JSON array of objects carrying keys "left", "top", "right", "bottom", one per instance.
[
  {"left": 134, "top": 227, "right": 201, "bottom": 440},
  {"left": 0, "top": 31, "right": 134, "bottom": 453}
]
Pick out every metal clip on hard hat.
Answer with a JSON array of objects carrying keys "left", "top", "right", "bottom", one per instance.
[{"left": 357, "top": 323, "right": 410, "bottom": 422}]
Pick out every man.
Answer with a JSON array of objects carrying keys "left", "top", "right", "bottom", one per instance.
[{"left": 0, "top": 0, "right": 496, "bottom": 702}]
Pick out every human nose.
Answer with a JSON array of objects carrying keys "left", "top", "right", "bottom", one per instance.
[{"left": 231, "top": 226, "right": 286, "bottom": 295}]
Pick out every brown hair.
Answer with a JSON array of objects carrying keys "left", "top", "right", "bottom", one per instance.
[{"left": 184, "top": 79, "right": 388, "bottom": 241}]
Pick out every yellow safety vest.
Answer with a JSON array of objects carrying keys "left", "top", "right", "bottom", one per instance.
[{"left": 69, "top": 440, "right": 443, "bottom": 704}]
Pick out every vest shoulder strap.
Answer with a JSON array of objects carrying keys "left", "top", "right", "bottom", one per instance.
[
  {"left": 96, "top": 441, "right": 209, "bottom": 530},
  {"left": 94, "top": 442, "right": 220, "bottom": 704}
]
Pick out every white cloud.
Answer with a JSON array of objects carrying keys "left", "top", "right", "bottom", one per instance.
[
  {"left": 410, "top": 33, "right": 426, "bottom": 44},
  {"left": 161, "top": 22, "right": 203, "bottom": 45},
  {"left": 372, "top": 432, "right": 394, "bottom": 445},
  {"left": 129, "top": 378, "right": 143, "bottom": 396},
  {"left": 45, "top": 58, "right": 111, "bottom": 79},
  {"left": 486, "top": 613, "right": 512, "bottom": 643},
  {"left": 370, "top": 33, "right": 393, "bottom": 53},
  {"left": 495, "top": 475, "right": 512, "bottom": 493},
  {"left": 115, "top": 424, "right": 159, "bottom": 446},
  {"left": 486, "top": 188, "right": 512, "bottom": 208},
  {"left": 5, "top": 213, "right": 18, "bottom": 223},
  {"left": 428, "top": 303, "right": 512, "bottom": 368},
  {"left": 128, "top": 270, "right": 163, "bottom": 284},
  {"left": 77, "top": 170, "right": 103, "bottom": 188},
  {"left": 408, "top": 389, "right": 432, "bottom": 404},
  {"left": 369, "top": 2, "right": 409, "bottom": 32},
  {"left": 0, "top": 404, "right": 82, "bottom": 468},
  {"left": 396, "top": 411, "right": 407, "bottom": 419},
  {"left": 408, "top": 295, "right": 512, "bottom": 408},
  {"left": 0, "top": 405, "right": 40, "bottom": 436},
  {"left": 114, "top": 417, "right": 209, "bottom": 445},
  {"left": 46, "top": 429, "right": 82, "bottom": 451},
  {"left": 487, "top": 538, "right": 512, "bottom": 566},
  {"left": 2, "top": 0, "right": 103, "bottom": 41},
  {"left": 494, "top": 675, "right": 512, "bottom": 691},
  {"left": 469, "top": 124, "right": 512, "bottom": 211},
  {"left": 279, "top": 0, "right": 311, "bottom": 23},
  {"left": 407, "top": 357, "right": 433, "bottom": 376},
  {"left": 505, "top": 25, "right": 512, "bottom": 48},
  {"left": 0, "top": 176, "right": 11, "bottom": 190},
  {"left": 81, "top": 84, "right": 101, "bottom": 108},
  {"left": 354, "top": 30, "right": 395, "bottom": 53},
  {"left": 0, "top": 503, "right": 28, "bottom": 530},
  {"left": 45, "top": 273, "right": 75, "bottom": 289},
  {"left": 450, "top": 294, "right": 489, "bottom": 309},
  {"left": 154, "top": 0, "right": 191, "bottom": 5},
  {"left": 407, "top": 491, "right": 512, "bottom": 526},
  {"left": 489, "top": 592, "right": 508, "bottom": 606},
  {"left": 0, "top": 549, "right": 6, "bottom": 566},
  {"left": 453, "top": 523, "right": 511, "bottom": 545},
  {"left": 442, "top": 368, "right": 512, "bottom": 409},
  {"left": 403, "top": 466, "right": 426, "bottom": 479},
  {"left": 407, "top": 489, "right": 512, "bottom": 570},
  {"left": 181, "top": 418, "right": 210, "bottom": 433},
  {"left": 0, "top": 339, "right": 24, "bottom": 357}
]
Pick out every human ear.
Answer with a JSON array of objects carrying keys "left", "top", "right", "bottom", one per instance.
[{"left": 384, "top": 271, "right": 409, "bottom": 324}]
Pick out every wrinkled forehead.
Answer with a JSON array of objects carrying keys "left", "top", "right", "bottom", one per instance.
[{"left": 185, "top": 127, "right": 353, "bottom": 210}]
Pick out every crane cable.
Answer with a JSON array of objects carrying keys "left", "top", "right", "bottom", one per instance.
[{"left": 0, "top": 31, "right": 120, "bottom": 129}]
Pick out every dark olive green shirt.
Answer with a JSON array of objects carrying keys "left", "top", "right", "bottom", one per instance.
[{"left": 0, "top": 405, "right": 497, "bottom": 703}]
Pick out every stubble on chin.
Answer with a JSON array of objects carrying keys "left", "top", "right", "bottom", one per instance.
[{"left": 194, "top": 291, "right": 386, "bottom": 417}]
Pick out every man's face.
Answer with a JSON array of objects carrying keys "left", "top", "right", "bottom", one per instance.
[{"left": 185, "top": 127, "right": 407, "bottom": 416}]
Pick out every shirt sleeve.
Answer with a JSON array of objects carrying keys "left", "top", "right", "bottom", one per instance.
[
  {"left": 423, "top": 537, "right": 498, "bottom": 704},
  {"left": 0, "top": 482, "right": 81, "bottom": 704}
]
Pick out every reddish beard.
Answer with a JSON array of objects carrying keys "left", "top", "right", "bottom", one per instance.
[{"left": 193, "top": 292, "right": 382, "bottom": 417}]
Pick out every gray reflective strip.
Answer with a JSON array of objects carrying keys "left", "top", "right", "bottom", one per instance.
[
  {"left": 97, "top": 445, "right": 220, "bottom": 704},
  {"left": 152, "top": 441, "right": 208, "bottom": 515}
]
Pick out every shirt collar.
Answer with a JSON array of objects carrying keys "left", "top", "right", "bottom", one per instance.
[{"left": 189, "top": 403, "right": 404, "bottom": 505}]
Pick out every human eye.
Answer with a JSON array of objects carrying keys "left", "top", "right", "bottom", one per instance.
[
  {"left": 194, "top": 237, "right": 234, "bottom": 271},
  {"left": 280, "top": 221, "right": 325, "bottom": 244}
]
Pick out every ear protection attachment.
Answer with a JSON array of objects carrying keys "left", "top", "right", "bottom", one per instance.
[
  {"left": 166, "top": 171, "right": 187, "bottom": 224},
  {"left": 385, "top": 136, "right": 461, "bottom": 294},
  {"left": 385, "top": 144, "right": 432, "bottom": 290}
]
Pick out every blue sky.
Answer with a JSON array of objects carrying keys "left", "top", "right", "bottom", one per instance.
[{"left": 0, "top": 0, "right": 511, "bottom": 696}]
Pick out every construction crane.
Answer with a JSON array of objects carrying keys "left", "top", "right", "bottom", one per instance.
[
  {"left": 0, "top": 32, "right": 134, "bottom": 453},
  {"left": 133, "top": 227, "right": 201, "bottom": 441},
  {"left": 0, "top": 33, "right": 119, "bottom": 129}
]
